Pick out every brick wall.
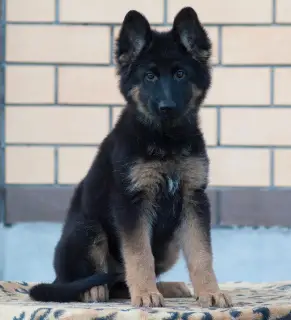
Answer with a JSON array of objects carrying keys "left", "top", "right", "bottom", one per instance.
[{"left": 1, "top": 0, "right": 291, "bottom": 226}]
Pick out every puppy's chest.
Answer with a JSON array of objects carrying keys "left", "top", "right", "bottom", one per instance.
[{"left": 128, "top": 156, "right": 208, "bottom": 198}]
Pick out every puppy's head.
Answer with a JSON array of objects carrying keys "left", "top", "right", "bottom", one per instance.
[{"left": 115, "top": 7, "right": 212, "bottom": 124}]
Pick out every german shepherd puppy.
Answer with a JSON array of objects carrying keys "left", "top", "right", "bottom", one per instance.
[{"left": 29, "top": 7, "right": 232, "bottom": 308}]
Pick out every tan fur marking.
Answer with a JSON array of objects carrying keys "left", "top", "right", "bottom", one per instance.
[
  {"left": 89, "top": 233, "right": 108, "bottom": 272},
  {"left": 128, "top": 160, "right": 169, "bottom": 223},
  {"left": 178, "top": 155, "right": 218, "bottom": 298},
  {"left": 90, "top": 235, "right": 124, "bottom": 277},
  {"left": 129, "top": 160, "right": 164, "bottom": 198},
  {"left": 187, "top": 84, "right": 203, "bottom": 111},
  {"left": 178, "top": 155, "right": 231, "bottom": 307},
  {"left": 129, "top": 156, "right": 207, "bottom": 200},
  {"left": 129, "top": 86, "right": 154, "bottom": 124},
  {"left": 82, "top": 285, "right": 109, "bottom": 302},
  {"left": 129, "top": 86, "right": 146, "bottom": 115},
  {"left": 179, "top": 209, "right": 232, "bottom": 307},
  {"left": 180, "top": 215, "right": 218, "bottom": 296},
  {"left": 179, "top": 156, "right": 208, "bottom": 191},
  {"left": 82, "top": 233, "right": 110, "bottom": 303},
  {"left": 121, "top": 218, "right": 164, "bottom": 307},
  {"left": 129, "top": 85, "right": 140, "bottom": 103}
]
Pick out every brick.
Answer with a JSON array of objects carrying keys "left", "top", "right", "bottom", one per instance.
[
  {"left": 7, "top": 0, "right": 55, "bottom": 22},
  {"left": 168, "top": 0, "right": 272, "bottom": 24},
  {"left": 276, "top": 0, "right": 291, "bottom": 23},
  {"left": 205, "top": 68, "right": 270, "bottom": 105},
  {"left": 222, "top": 27, "right": 291, "bottom": 65},
  {"left": 58, "top": 67, "right": 123, "bottom": 105},
  {"left": 221, "top": 108, "right": 291, "bottom": 146},
  {"left": 114, "top": 26, "right": 219, "bottom": 65},
  {"left": 200, "top": 108, "right": 217, "bottom": 146},
  {"left": 5, "top": 146, "right": 54, "bottom": 184},
  {"left": 205, "top": 27, "right": 219, "bottom": 65},
  {"left": 274, "top": 150, "right": 291, "bottom": 187},
  {"left": 60, "top": 0, "right": 163, "bottom": 23},
  {"left": 208, "top": 148, "right": 270, "bottom": 187},
  {"left": 58, "top": 147, "right": 97, "bottom": 184},
  {"left": 6, "top": 25, "right": 110, "bottom": 64},
  {"left": 113, "top": 106, "right": 217, "bottom": 146},
  {"left": 5, "top": 66, "right": 54, "bottom": 104},
  {"left": 274, "top": 69, "right": 291, "bottom": 105},
  {"left": 6, "top": 107, "right": 109, "bottom": 144}
]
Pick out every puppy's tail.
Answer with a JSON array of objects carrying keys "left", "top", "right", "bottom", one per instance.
[{"left": 29, "top": 272, "right": 122, "bottom": 302}]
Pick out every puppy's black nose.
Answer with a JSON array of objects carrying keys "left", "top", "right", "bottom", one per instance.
[{"left": 158, "top": 100, "right": 176, "bottom": 112}]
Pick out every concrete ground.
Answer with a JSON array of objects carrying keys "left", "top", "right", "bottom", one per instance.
[{"left": 1, "top": 222, "right": 291, "bottom": 283}]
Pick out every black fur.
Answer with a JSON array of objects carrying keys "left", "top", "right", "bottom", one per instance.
[
  {"left": 29, "top": 273, "right": 122, "bottom": 302},
  {"left": 29, "top": 6, "right": 218, "bottom": 305}
]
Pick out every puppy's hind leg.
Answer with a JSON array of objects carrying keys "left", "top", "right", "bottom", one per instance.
[{"left": 81, "top": 233, "right": 110, "bottom": 303}]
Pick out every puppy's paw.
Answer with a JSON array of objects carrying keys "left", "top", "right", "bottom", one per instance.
[
  {"left": 131, "top": 291, "right": 165, "bottom": 307},
  {"left": 196, "top": 291, "right": 232, "bottom": 308},
  {"left": 81, "top": 285, "right": 109, "bottom": 303},
  {"left": 157, "top": 281, "right": 192, "bottom": 298}
]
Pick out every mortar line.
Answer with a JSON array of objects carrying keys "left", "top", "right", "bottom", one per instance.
[
  {"left": 270, "top": 67, "right": 275, "bottom": 107},
  {"left": 216, "top": 106, "right": 221, "bottom": 146},
  {"left": 54, "top": 66, "right": 59, "bottom": 105},
  {"left": 55, "top": 0, "right": 60, "bottom": 24},
  {"left": 110, "top": 25, "right": 116, "bottom": 66},
  {"left": 1, "top": 0, "right": 6, "bottom": 227},
  {"left": 273, "top": 0, "right": 277, "bottom": 24},
  {"left": 6, "top": 21, "right": 291, "bottom": 27},
  {"left": 217, "top": 26, "right": 223, "bottom": 65},
  {"left": 163, "top": 0, "right": 168, "bottom": 24},
  {"left": 109, "top": 106, "right": 113, "bottom": 131},
  {"left": 5, "top": 103, "right": 291, "bottom": 108}
]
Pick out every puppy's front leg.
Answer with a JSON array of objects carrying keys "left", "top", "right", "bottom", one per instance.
[
  {"left": 121, "top": 216, "right": 165, "bottom": 307},
  {"left": 120, "top": 215, "right": 165, "bottom": 307},
  {"left": 181, "top": 189, "right": 232, "bottom": 308}
]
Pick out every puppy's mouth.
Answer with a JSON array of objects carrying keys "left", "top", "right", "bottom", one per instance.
[
  {"left": 158, "top": 107, "right": 181, "bottom": 121},
  {"left": 159, "top": 107, "right": 175, "bottom": 115}
]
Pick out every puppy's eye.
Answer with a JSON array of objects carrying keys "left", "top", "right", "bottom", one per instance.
[
  {"left": 174, "top": 69, "right": 185, "bottom": 80},
  {"left": 145, "top": 71, "right": 157, "bottom": 82}
]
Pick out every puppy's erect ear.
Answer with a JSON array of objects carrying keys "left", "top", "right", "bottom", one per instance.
[
  {"left": 172, "top": 7, "right": 211, "bottom": 62},
  {"left": 115, "top": 10, "right": 152, "bottom": 67}
]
